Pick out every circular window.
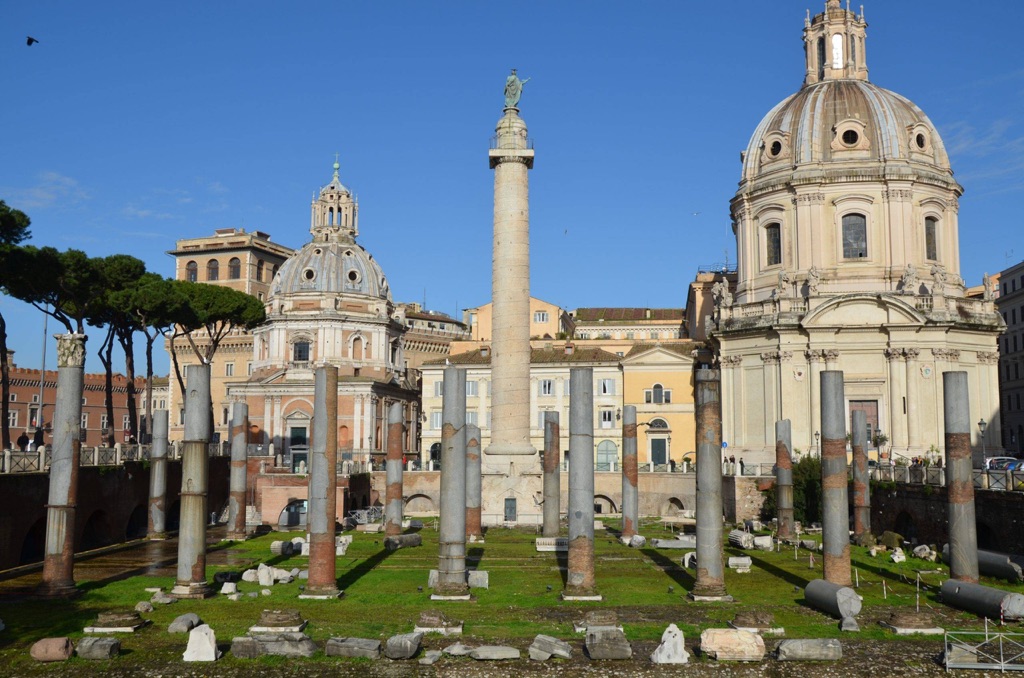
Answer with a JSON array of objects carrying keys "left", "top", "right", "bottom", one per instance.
[
  {"left": 313, "top": 248, "right": 322, "bottom": 255},
  {"left": 302, "top": 268, "right": 316, "bottom": 281},
  {"left": 344, "top": 250, "right": 353, "bottom": 257},
  {"left": 769, "top": 140, "right": 782, "bottom": 157},
  {"left": 348, "top": 270, "right": 360, "bottom": 283},
  {"left": 841, "top": 129, "right": 859, "bottom": 146},
  {"left": 915, "top": 133, "right": 926, "bottom": 149}
]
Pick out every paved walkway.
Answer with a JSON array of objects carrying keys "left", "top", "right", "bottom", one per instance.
[{"left": 0, "top": 525, "right": 250, "bottom": 598}]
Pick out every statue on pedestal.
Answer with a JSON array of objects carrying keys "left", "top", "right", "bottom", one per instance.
[{"left": 504, "top": 69, "right": 530, "bottom": 108}]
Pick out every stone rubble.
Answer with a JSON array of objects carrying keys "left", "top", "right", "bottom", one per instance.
[
  {"left": 325, "top": 637, "right": 381, "bottom": 659},
  {"left": 470, "top": 645, "right": 521, "bottom": 660},
  {"left": 585, "top": 627, "right": 632, "bottom": 660},
  {"left": 699, "top": 628, "right": 765, "bottom": 661},
  {"left": 30, "top": 637, "right": 74, "bottom": 662},
  {"left": 76, "top": 637, "right": 121, "bottom": 660},
  {"left": 529, "top": 634, "right": 572, "bottom": 661},
  {"left": 168, "top": 613, "right": 202, "bottom": 634},
  {"left": 182, "top": 624, "right": 220, "bottom": 662},
  {"left": 384, "top": 631, "right": 423, "bottom": 660}
]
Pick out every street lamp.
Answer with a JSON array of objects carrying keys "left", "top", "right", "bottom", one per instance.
[
  {"left": 814, "top": 430, "right": 820, "bottom": 457},
  {"left": 978, "top": 418, "right": 988, "bottom": 462}
]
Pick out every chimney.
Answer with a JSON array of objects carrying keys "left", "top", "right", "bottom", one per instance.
[
  {"left": 480, "top": 345, "right": 490, "bottom": 358},
  {"left": 564, "top": 343, "right": 575, "bottom": 356}
]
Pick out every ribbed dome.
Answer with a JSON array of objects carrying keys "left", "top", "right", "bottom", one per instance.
[
  {"left": 740, "top": 80, "right": 953, "bottom": 184},
  {"left": 271, "top": 240, "right": 391, "bottom": 301}
]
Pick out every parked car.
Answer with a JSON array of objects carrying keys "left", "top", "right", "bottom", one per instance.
[{"left": 985, "top": 456, "right": 1018, "bottom": 470}]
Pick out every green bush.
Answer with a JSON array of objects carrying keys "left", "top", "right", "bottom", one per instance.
[{"left": 760, "top": 455, "right": 822, "bottom": 524}]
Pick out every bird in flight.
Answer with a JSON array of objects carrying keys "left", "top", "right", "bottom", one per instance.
[{"left": 26, "top": 36, "right": 39, "bottom": 46}]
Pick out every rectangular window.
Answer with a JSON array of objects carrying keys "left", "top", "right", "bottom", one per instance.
[
  {"left": 564, "top": 378, "right": 570, "bottom": 396},
  {"left": 247, "top": 362, "right": 253, "bottom": 376},
  {"left": 29, "top": 406, "right": 38, "bottom": 427},
  {"left": 179, "top": 409, "right": 185, "bottom": 425},
  {"left": 600, "top": 409, "right": 614, "bottom": 429},
  {"left": 1014, "top": 309, "right": 1018, "bottom": 325},
  {"left": 664, "top": 390, "right": 672, "bottom": 404},
  {"left": 222, "top": 408, "right": 229, "bottom": 425},
  {"left": 765, "top": 222, "right": 781, "bottom": 266},
  {"left": 466, "top": 380, "right": 478, "bottom": 397},
  {"left": 31, "top": 394, "right": 38, "bottom": 403},
  {"left": 430, "top": 411, "right": 442, "bottom": 430},
  {"left": 123, "top": 414, "right": 131, "bottom": 430},
  {"left": 100, "top": 414, "right": 108, "bottom": 431},
  {"left": 645, "top": 390, "right": 653, "bottom": 404},
  {"left": 8, "top": 411, "right": 17, "bottom": 427},
  {"left": 7, "top": 394, "right": 14, "bottom": 402},
  {"left": 293, "top": 341, "right": 310, "bottom": 362},
  {"left": 842, "top": 213, "right": 868, "bottom": 259},
  {"left": 534, "top": 311, "right": 549, "bottom": 323},
  {"left": 434, "top": 380, "right": 444, "bottom": 397},
  {"left": 159, "top": 399, "right": 166, "bottom": 409},
  {"left": 225, "top": 363, "right": 235, "bottom": 377},
  {"left": 599, "top": 379, "right": 615, "bottom": 396},
  {"left": 80, "top": 413, "right": 88, "bottom": 429},
  {"left": 924, "top": 217, "right": 938, "bottom": 260},
  {"left": 466, "top": 411, "right": 479, "bottom": 426},
  {"left": 540, "top": 379, "right": 554, "bottom": 396}
]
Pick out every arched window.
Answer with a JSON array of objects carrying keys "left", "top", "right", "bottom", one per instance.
[
  {"left": 817, "top": 37, "right": 826, "bottom": 79},
  {"left": 228, "top": 257, "right": 241, "bottom": 279},
  {"left": 271, "top": 264, "right": 279, "bottom": 279},
  {"left": 255, "top": 259, "right": 264, "bottom": 282},
  {"left": 293, "top": 341, "right": 310, "bottom": 362},
  {"left": 924, "top": 217, "right": 938, "bottom": 261},
  {"left": 765, "top": 223, "right": 781, "bottom": 267},
  {"left": 207, "top": 259, "right": 219, "bottom": 281},
  {"left": 596, "top": 441, "right": 618, "bottom": 471},
  {"left": 649, "top": 418, "right": 669, "bottom": 429},
  {"left": 185, "top": 261, "right": 197, "bottom": 282},
  {"left": 841, "top": 213, "right": 867, "bottom": 259}
]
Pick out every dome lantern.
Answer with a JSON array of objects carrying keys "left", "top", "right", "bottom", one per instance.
[
  {"left": 803, "top": 0, "right": 868, "bottom": 86},
  {"left": 310, "top": 155, "right": 359, "bottom": 243}
]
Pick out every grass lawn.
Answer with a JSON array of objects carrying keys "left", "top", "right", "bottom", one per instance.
[{"left": 0, "top": 517, "right": 1017, "bottom": 674}]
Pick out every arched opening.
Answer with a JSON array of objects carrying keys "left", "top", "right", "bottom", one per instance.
[
  {"left": 20, "top": 517, "right": 46, "bottom": 565},
  {"left": 81, "top": 510, "right": 115, "bottom": 551},
  {"left": 125, "top": 505, "right": 148, "bottom": 540},
  {"left": 664, "top": 497, "right": 685, "bottom": 516},
  {"left": 256, "top": 259, "right": 264, "bottom": 282},
  {"left": 405, "top": 494, "right": 435, "bottom": 514},
  {"left": 893, "top": 511, "right": 917, "bottom": 542},
  {"left": 166, "top": 500, "right": 181, "bottom": 532},
  {"left": 278, "top": 499, "right": 307, "bottom": 529},
  {"left": 351, "top": 336, "right": 364, "bottom": 360},
  {"left": 841, "top": 213, "right": 868, "bottom": 259},
  {"left": 228, "top": 257, "right": 241, "bottom": 280},
  {"left": 594, "top": 494, "right": 617, "bottom": 515},
  {"left": 765, "top": 223, "right": 781, "bottom": 267},
  {"left": 338, "top": 425, "right": 351, "bottom": 451},
  {"left": 206, "top": 259, "right": 219, "bottom": 281},
  {"left": 185, "top": 260, "right": 198, "bottom": 282},
  {"left": 977, "top": 522, "right": 998, "bottom": 551}
]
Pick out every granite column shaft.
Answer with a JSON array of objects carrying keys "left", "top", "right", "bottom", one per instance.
[
  {"left": 821, "top": 370, "right": 852, "bottom": 586},
  {"left": 465, "top": 424, "right": 483, "bottom": 540},
  {"left": 851, "top": 410, "right": 870, "bottom": 538},
  {"left": 172, "top": 364, "right": 213, "bottom": 598},
  {"left": 693, "top": 368, "right": 727, "bottom": 598},
  {"left": 566, "top": 367, "right": 597, "bottom": 596},
  {"left": 227, "top": 403, "right": 249, "bottom": 540},
  {"left": 436, "top": 366, "right": 468, "bottom": 596},
  {"left": 384, "top": 402, "right": 405, "bottom": 537},
  {"left": 944, "top": 371, "right": 979, "bottom": 582},
  {"left": 621, "top": 405, "right": 639, "bottom": 540},
  {"left": 542, "top": 412, "right": 560, "bottom": 537},
  {"left": 306, "top": 365, "right": 340, "bottom": 596},
  {"left": 147, "top": 410, "right": 169, "bottom": 539},
  {"left": 37, "top": 333, "right": 86, "bottom": 598},
  {"left": 775, "top": 419, "right": 795, "bottom": 540}
]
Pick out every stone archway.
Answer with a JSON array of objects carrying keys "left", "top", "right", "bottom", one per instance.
[
  {"left": 893, "top": 510, "right": 917, "bottom": 542},
  {"left": 20, "top": 517, "right": 45, "bottom": 565},
  {"left": 594, "top": 494, "right": 617, "bottom": 515},
  {"left": 405, "top": 494, "right": 435, "bottom": 514},
  {"left": 81, "top": 510, "right": 115, "bottom": 551},
  {"left": 125, "top": 505, "right": 148, "bottom": 540}
]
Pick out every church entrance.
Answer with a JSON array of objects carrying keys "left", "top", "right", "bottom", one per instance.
[{"left": 849, "top": 400, "right": 879, "bottom": 449}]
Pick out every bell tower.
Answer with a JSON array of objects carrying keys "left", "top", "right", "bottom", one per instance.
[
  {"left": 803, "top": 0, "right": 868, "bottom": 86},
  {"left": 310, "top": 157, "right": 359, "bottom": 243}
]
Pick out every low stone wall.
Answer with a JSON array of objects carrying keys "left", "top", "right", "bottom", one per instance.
[{"left": 723, "top": 476, "right": 771, "bottom": 524}]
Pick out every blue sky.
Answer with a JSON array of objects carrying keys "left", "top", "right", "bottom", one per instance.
[{"left": 1, "top": 1, "right": 1021, "bottom": 376}]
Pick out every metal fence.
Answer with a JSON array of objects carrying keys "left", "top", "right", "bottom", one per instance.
[{"left": 945, "top": 630, "right": 1024, "bottom": 671}]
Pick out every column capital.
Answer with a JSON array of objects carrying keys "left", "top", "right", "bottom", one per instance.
[
  {"left": 56, "top": 333, "right": 87, "bottom": 368},
  {"left": 884, "top": 348, "right": 902, "bottom": 362},
  {"left": 977, "top": 351, "right": 999, "bottom": 364},
  {"left": 823, "top": 349, "right": 840, "bottom": 362},
  {"left": 805, "top": 349, "right": 823, "bottom": 364},
  {"left": 903, "top": 348, "right": 921, "bottom": 360}
]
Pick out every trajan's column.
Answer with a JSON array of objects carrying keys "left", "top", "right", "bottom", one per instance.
[{"left": 484, "top": 70, "right": 541, "bottom": 525}]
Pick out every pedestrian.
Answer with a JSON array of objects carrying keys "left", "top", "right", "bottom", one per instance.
[
  {"left": 16, "top": 431, "right": 29, "bottom": 451},
  {"left": 33, "top": 427, "right": 44, "bottom": 451},
  {"left": 739, "top": 457, "right": 746, "bottom": 475}
]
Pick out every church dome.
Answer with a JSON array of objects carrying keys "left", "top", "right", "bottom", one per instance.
[
  {"left": 740, "top": 79, "right": 953, "bottom": 185},
  {"left": 272, "top": 240, "right": 391, "bottom": 301}
]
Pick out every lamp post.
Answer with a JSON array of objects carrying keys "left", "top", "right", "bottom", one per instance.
[
  {"left": 978, "top": 418, "right": 987, "bottom": 462},
  {"left": 814, "top": 430, "right": 820, "bottom": 457}
]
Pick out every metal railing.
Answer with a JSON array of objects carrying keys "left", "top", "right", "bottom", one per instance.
[
  {"left": 945, "top": 630, "right": 1024, "bottom": 671},
  {"left": 1, "top": 440, "right": 229, "bottom": 473}
]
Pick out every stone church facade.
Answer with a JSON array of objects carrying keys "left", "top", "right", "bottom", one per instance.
[{"left": 707, "top": 1, "right": 1004, "bottom": 465}]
